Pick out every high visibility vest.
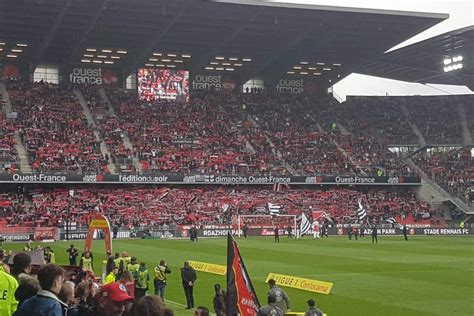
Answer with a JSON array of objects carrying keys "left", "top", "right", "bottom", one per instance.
[
  {"left": 128, "top": 263, "right": 140, "bottom": 279},
  {"left": 154, "top": 266, "right": 167, "bottom": 283},
  {"left": 105, "top": 272, "right": 116, "bottom": 284},
  {"left": 49, "top": 252, "right": 56, "bottom": 264},
  {"left": 137, "top": 269, "right": 149, "bottom": 289},
  {"left": 114, "top": 258, "right": 122, "bottom": 269},
  {"left": 122, "top": 257, "right": 132, "bottom": 269},
  {"left": 0, "top": 270, "right": 19, "bottom": 315},
  {"left": 82, "top": 257, "right": 93, "bottom": 270}
]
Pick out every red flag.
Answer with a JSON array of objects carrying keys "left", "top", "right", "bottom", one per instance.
[{"left": 226, "top": 233, "right": 260, "bottom": 316}]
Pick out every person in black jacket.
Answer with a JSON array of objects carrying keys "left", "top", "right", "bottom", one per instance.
[
  {"left": 242, "top": 224, "right": 249, "bottom": 238},
  {"left": 66, "top": 244, "right": 79, "bottom": 266},
  {"left": 213, "top": 283, "right": 226, "bottom": 316},
  {"left": 372, "top": 224, "right": 378, "bottom": 244},
  {"left": 402, "top": 225, "right": 408, "bottom": 241},
  {"left": 274, "top": 226, "right": 279, "bottom": 243},
  {"left": 180, "top": 261, "right": 197, "bottom": 309}
]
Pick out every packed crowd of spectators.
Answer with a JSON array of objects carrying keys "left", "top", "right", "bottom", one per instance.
[
  {"left": 244, "top": 93, "right": 415, "bottom": 176},
  {"left": 80, "top": 85, "right": 136, "bottom": 173},
  {"left": 413, "top": 147, "right": 473, "bottom": 203},
  {"left": 106, "top": 89, "right": 284, "bottom": 174},
  {"left": 405, "top": 96, "right": 466, "bottom": 144},
  {"left": 0, "top": 186, "right": 435, "bottom": 228},
  {"left": 0, "top": 112, "right": 19, "bottom": 172},
  {"left": 2, "top": 82, "right": 471, "bottom": 179},
  {"left": 312, "top": 96, "right": 419, "bottom": 144},
  {"left": 6, "top": 82, "right": 108, "bottom": 173}
]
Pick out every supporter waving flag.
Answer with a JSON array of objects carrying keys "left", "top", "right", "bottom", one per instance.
[
  {"left": 386, "top": 217, "right": 403, "bottom": 228},
  {"left": 300, "top": 212, "right": 311, "bottom": 236},
  {"left": 268, "top": 203, "right": 281, "bottom": 215},
  {"left": 357, "top": 200, "right": 367, "bottom": 222},
  {"left": 227, "top": 233, "right": 260, "bottom": 316}
]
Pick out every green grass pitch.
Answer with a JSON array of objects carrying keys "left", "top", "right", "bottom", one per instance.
[{"left": 4, "top": 236, "right": 474, "bottom": 316}]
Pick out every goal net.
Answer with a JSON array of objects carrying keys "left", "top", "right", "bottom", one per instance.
[{"left": 237, "top": 214, "right": 298, "bottom": 238}]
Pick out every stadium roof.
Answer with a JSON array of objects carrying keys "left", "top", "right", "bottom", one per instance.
[
  {"left": 359, "top": 26, "right": 474, "bottom": 89},
  {"left": 0, "top": 0, "right": 447, "bottom": 86}
]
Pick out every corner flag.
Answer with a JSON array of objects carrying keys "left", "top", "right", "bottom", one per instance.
[{"left": 227, "top": 232, "right": 260, "bottom": 316}]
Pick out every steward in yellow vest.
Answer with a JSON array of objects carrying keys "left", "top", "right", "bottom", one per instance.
[
  {"left": 0, "top": 269, "right": 19, "bottom": 315},
  {"left": 135, "top": 262, "right": 150, "bottom": 299}
]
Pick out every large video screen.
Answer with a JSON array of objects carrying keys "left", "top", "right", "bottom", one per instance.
[{"left": 138, "top": 68, "right": 189, "bottom": 102}]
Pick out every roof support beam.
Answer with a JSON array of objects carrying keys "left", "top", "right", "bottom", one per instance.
[{"left": 32, "top": 0, "right": 72, "bottom": 70}]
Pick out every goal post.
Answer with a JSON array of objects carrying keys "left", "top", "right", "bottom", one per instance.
[{"left": 237, "top": 214, "right": 298, "bottom": 238}]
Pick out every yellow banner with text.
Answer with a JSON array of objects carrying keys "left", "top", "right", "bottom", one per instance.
[
  {"left": 89, "top": 220, "right": 109, "bottom": 229},
  {"left": 265, "top": 273, "right": 334, "bottom": 295},
  {"left": 189, "top": 260, "right": 226, "bottom": 275}
]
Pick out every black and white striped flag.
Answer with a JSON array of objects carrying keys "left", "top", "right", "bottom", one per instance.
[
  {"left": 268, "top": 203, "right": 281, "bottom": 215},
  {"left": 386, "top": 217, "right": 403, "bottom": 228},
  {"left": 357, "top": 200, "right": 367, "bottom": 221},
  {"left": 300, "top": 212, "right": 311, "bottom": 236}
]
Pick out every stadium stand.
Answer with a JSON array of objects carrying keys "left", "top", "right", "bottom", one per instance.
[
  {"left": 412, "top": 147, "right": 473, "bottom": 203},
  {"left": 0, "top": 186, "right": 438, "bottom": 228},
  {"left": 405, "top": 96, "right": 465, "bottom": 144},
  {"left": 106, "top": 89, "right": 285, "bottom": 175},
  {"left": 6, "top": 82, "right": 108, "bottom": 173},
  {"left": 0, "top": 112, "right": 19, "bottom": 172},
  {"left": 313, "top": 96, "right": 419, "bottom": 145}
]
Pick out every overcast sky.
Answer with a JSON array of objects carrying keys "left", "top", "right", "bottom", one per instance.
[{"left": 272, "top": 0, "right": 474, "bottom": 99}]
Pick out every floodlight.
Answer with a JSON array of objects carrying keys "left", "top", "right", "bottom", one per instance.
[{"left": 443, "top": 58, "right": 452, "bottom": 65}]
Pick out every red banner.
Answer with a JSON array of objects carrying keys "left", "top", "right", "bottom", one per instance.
[
  {"left": 33, "top": 227, "right": 56, "bottom": 241},
  {"left": 226, "top": 233, "right": 260, "bottom": 316}
]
